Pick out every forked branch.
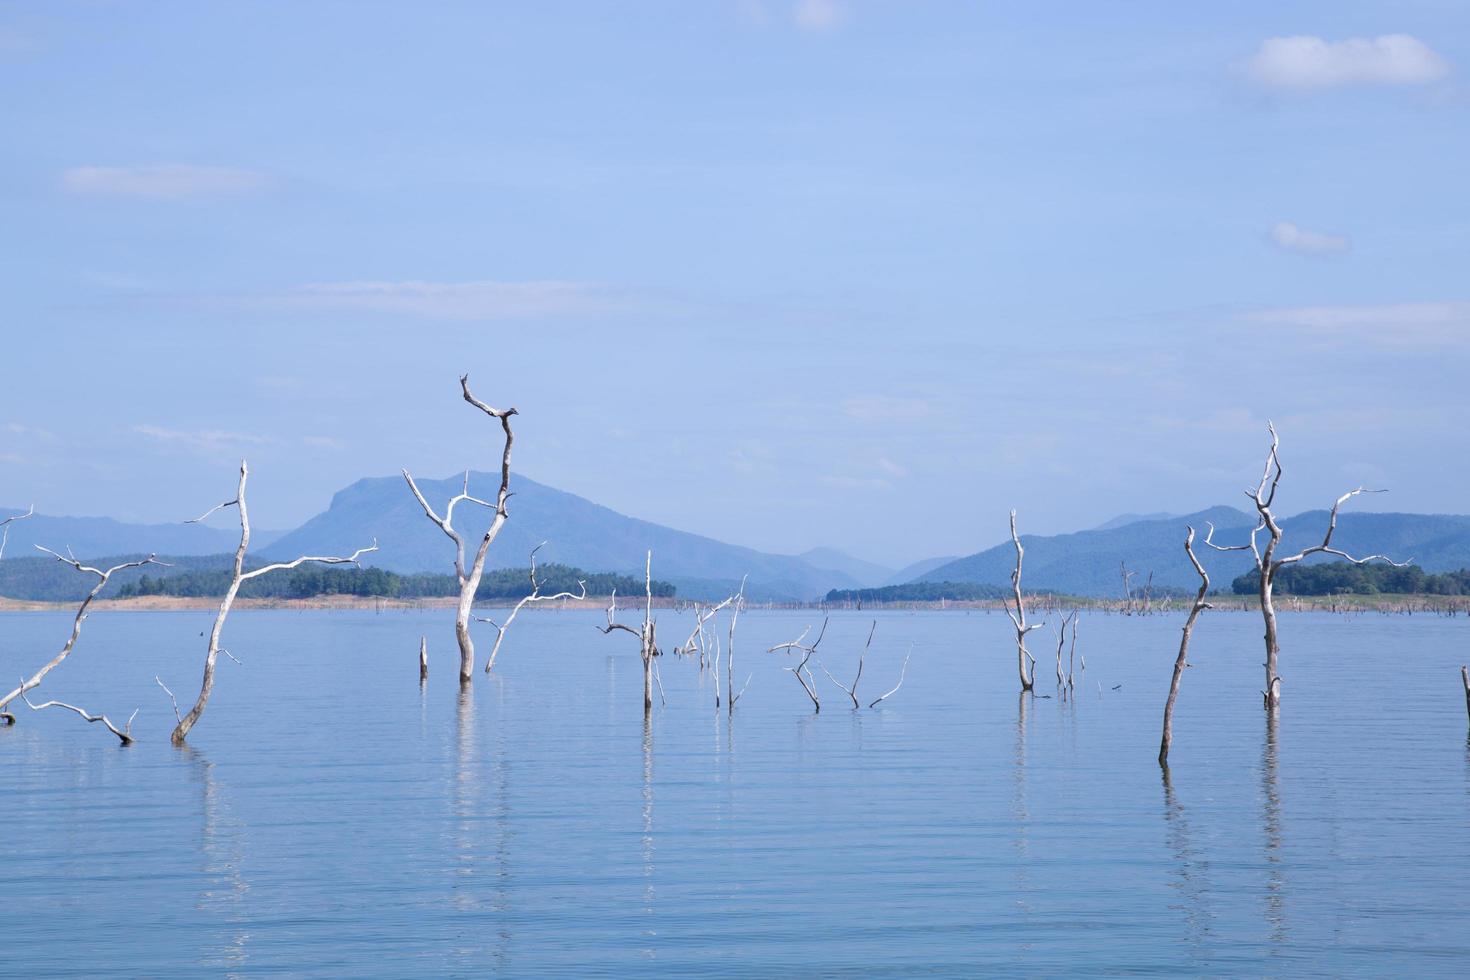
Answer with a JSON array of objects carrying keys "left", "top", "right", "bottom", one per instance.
[{"left": 20, "top": 683, "right": 137, "bottom": 745}]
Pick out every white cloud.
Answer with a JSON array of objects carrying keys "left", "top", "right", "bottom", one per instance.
[
  {"left": 278, "top": 280, "right": 623, "bottom": 319},
  {"left": 1271, "top": 221, "right": 1350, "bottom": 255},
  {"left": 1248, "top": 35, "right": 1449, "bottom": 90},
  {"left": 134, "top": 425, "right": 275, "bottom": 455},
  {"left": 62, "top": 165, "right": 269, "bottom": 199},
  {"left": 1243, "top": 301, "right": 1470, "bottom": 347},
  {"left": 793, "top": 0, "right": 844, "bottom": 32}
]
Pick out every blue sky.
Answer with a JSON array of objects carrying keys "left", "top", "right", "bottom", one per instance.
[{"left": 3, "top": 1, "right": 1468, "bottom": 567}]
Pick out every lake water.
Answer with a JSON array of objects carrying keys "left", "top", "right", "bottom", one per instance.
[{"left": 3, "top": 606, "right": 1468, "bottom": 976}]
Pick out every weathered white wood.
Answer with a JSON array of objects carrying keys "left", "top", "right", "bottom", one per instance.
[
  {"left": 169, "top": 461, "right": 375, "bottom": 744},
  {"left": 478, "top": 543, "right": 586, "bottom": 673},
  {"left": 1206, "top": 422, "right": 1407, "bottom": 709},
  {"left": 0, "top": 549, "right": 164, "bottom": 723},
  {"left": 1159, "top": 526, "right": 1213, "bottom": 767},
  {"left": 1005, "top": 510, "right": 1044, "bottom": 692},
  {"left": 20, "top": 686, "right": 137, "bottom": 745},
  {"left": 403, "top": 374, "right": 517, "bottom": 684},
  {"left": 0, "top": 504, "right": 34, "bottom": 560}
]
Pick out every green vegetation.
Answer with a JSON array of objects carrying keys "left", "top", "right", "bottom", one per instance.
[
  {"left": 825, "top": 582, "right": 1014, "bottom": 603},
  {"left": 0, "top": 553, "right": 673, "bottom": 602},
  {"left": 1231, "top": 561, "right": 1470, "bottom": 597},
  {"left": 116, "top": 562, "right": 675, "bottom": 600}
]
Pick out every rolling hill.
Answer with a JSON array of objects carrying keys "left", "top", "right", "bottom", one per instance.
[
  {"left": 261, "top": 471, "right": 861, "bottom": 602},
  {"left": 913, "top": 507, "right": 1470, "bottom": 597}
]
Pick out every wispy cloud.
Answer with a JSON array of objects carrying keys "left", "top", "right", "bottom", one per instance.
[
  {"left": 841, "top": 395, "right": 933, "bottom": 423},
  {"left": 62, "top": 165, "right": 270, "bottom": 199},
  {"left": 793, "top": 0, "right": 845, "bottom": 32},
  {"left": 1242, "top": 301, "right": 1470, "bottom": 347},
  {"left": 275, "top": 280, "right": 628, "bottom": 319},
  {"left": 1248, "top": 35, "right": 1450, "bottom": 90},
  {"left": 134, "top": 425, "right": 275, "bottom": 455},
  {"left": 1271, "top": 221, "right": 1350, "bottom": 255}
]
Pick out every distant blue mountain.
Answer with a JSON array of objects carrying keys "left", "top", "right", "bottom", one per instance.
[
  {"left": 913, "top": 507, "right": 1470, "bottom": 597},
  {"left": 260, "top": 471, "right": 862, "bottom": 602},
  {"left": 0, "top": 507, "right": 283, "bottom": 561}
]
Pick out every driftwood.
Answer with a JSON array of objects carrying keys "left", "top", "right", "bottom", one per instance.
[
  {"left": 168, "top": 461, "right": 376, "bottom": 744},
  {"left": 477, "top": 543, "right": 586, "bottom": 673},
  {"left": 1004, "top": 510, "right": 1044, "bottom": 692},
  {"left": 1206, "top": 422, "right": 1407, "bottom": 709},
  {"left": 0, "top": 549, "right": 164, "bottom": 724},
  {"left": 1159, "top": 526, "right": 1212, "bottom": 767},
  {"left": 403, "top": 374, "right": 517, "bottom": 683}
]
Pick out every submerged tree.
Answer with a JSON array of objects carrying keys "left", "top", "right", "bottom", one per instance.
[
  {"left": 403, "top": 374, "right": 517, "bottom": 684},
  {"left": 600, "top": 551, "right": 662, "bottom": 716},
  {"left": 1159, "top": 526, "right": 1211, "bottom": 767},
  {"left": 1206, "top": 422, "right": 1407, "bottom": 710},
  {"left": 0, "top": 547, "right": 163, "bottom": 727},
  {"left": 166, "top": 460, "right": 376, "bottom": 744},
  {"left": 1005, "top": 510, "right": 1044, "bottom": 693},
  {"left": 477, "top": 543, "right": 586, "bottom": 674}
]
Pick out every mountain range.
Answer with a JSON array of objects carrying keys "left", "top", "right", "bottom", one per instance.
[{"left": 6, "top": 479, "right": 1470, "bottom": 601}]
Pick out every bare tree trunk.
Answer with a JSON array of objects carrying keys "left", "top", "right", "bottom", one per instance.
[
  {"left": 600, "top": 552, "right": 661, "bottom": 717},
  {"left": 1160, "top": 527, "right": 1212, "bottom": 767},
  {"left": 419, "top": 636, "right": 429, "bottom": 682},
  {"left": 404, "top": 374, "right": 518, "bottom": 685},
  {"left": 170, "top": 461, "right": 375, "bottom": 744},
  {"left": 1005, "top": 510, "right": 1042, "bottom": 692},
  {"left": 1461, "top": 666, "right": 1469, "bottom": 726},
  {"left": 1260, "top": 570, "right": 1280, "bottom": 709}
]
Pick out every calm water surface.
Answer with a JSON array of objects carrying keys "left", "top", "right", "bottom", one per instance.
[{"left": 3, "top": 607, "right": 1468, "bottom": 976}]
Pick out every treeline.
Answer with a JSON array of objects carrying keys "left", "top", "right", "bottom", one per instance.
[
  {"left": 825, "top": 581, "right": 1014, "bottom": 603},
  {"left": 1231, "top": 561, "right": 1470, "bottom": 597},
  {"left": 115, "top": 562, "right": 676, "bottom": 600}
]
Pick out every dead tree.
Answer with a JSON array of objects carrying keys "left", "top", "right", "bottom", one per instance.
[
  {"left": 725, "top": 579, "right": 749, "bottom": 713},
  {"left": 1159, "top": 526, "right": 1212, "bottom": 767},
  {"left": 1052, "top": 611, "right": 1077, "bottom": 697},
  {"left": 769, "top": 618, "right": 825, "bottom": 712},
  {"left": 419, "top": 637, "right": 429, "bottom": 683},
  {"left": 674, "top": 591, "right": 737, "bottom": 664},
  {"left": 168, "top": 461, "right": 376, "bottom": 744},
  {"left": 403, "top": 374, "right": 517, "bottom": 684},
  {"left": 1206, "top": 422, "right": 1407, "bottom": 709},
  {"left": 820, "top": 620, "right": 875, "bottom": 709},
  {"left": 1005, "top": 510, "right": 1044, "bottom": 692},
  {"left": 600, "top": 551, "right": 660, "bottom": 715},
  {"left": 0, "top": 549, "right": 164, "bottom": 724},
  {"left": 20, "top": 686, "right": 138, "bottom": 745},
  {"left": 477, "top": 543, "right": 586, "bottom": 673}
]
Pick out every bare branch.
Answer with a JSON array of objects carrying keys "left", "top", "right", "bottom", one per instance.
[
  {"left": 0, "top": 551, "right": 165, "bottom": 713},
  {"left": 1160, "top": 526, "right": 1211, "bottom": 767},
  {"left": 0, "top": 504, "right": 34, "bottom": 560},
  {"left": 185, "top": 498, "right": 239, "bottom": 525},
  {"left": 481, "top": 543, "right": 586, "bottom": 672},
  {"left": 237, "top": 539, "right": 378, "bottom": 581},
  {"left": 156, "top": 676, "right": 182, "bottom": 723},
  {"left": 20, "top": 683, "right": 137, "bottom": 745},
  {"left": 868, "top": 644, "right": 912, "bottom": 708}
]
